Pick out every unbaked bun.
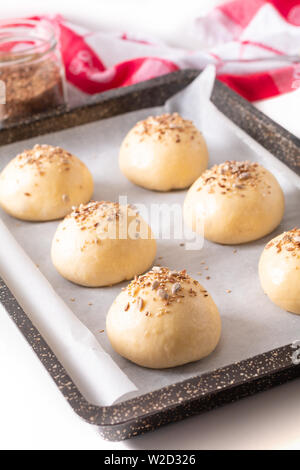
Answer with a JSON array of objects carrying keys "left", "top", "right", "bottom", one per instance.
[
  {"left": 119, "top": 112, "right": 208, "bottom": 191},
  {"left": 0, "top": 144, "right": 93, "bottom": 221},
  {"left": 259, "top": 228, "right": 300, "bottom": 314},
  {"left": 51, "top": 201, "right": 157, "bottom": 287},
  {"left": 183, "top": 160, "right": 285, "bottom": 245},
  {"left": 106, "top": 267, "right": 221, "bottom": 368}
]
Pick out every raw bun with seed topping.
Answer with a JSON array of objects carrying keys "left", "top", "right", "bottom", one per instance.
[
  {"left": 51, "top": 201, "right": 157, "bottom": 287},
  {"left": 0, "top": 144, "right": 94, "bottom": 221},
  {"left": 183, "top": 160, "right": 285, "bottom": 245},
  {"left": 119, "top": 113, "right": 208, "bottom": 191},
  {"left": 259, "top": 228, "right": 300, "bottom": 314},
  {"left": 106, "top": 267, "right": 221, "bottom": 368}
]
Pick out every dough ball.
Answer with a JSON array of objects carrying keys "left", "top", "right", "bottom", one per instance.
[
  {"left": 0, "top": 144, "right": 94, "bottom": 221},
  {"left": 259, "top": 228, "right": 300, "bottom": 314},
  {"left": 51, "top": 201, "right": 157, "bottom": 287},
  {"left": 119, "top": 112, "right": 208, "bottom": 191},
  {"left": 183, "top": 160, "right": 285, "bottom": 245},
  {"left": 106, "top": 266, "right": 221, "bottom": 368}
]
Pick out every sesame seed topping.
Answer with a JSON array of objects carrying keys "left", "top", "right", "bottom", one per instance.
[
  {"left": 137, "top": 297, "right": 144, "bottom": 311},
  {"left": 123, "top": 267, "right": 207, "bottom": 316},
  {"left": 16, "top": 145, "right": 74, "bottom": 171},
  {"left": 68, "top": 201, "right": 138, "bottom": 230},
  {"left": 266, "top": 228, "right": 300, "bottom": 257},
  {"left": 133, "top": 113, "right": 200, "bottom": 143},
  {"left": 158, "top": 289, "right": 169, "bottom": 300},
  {"left": 238, "top": 172, "right": 251, "bottom": 180},
  {"left": 197, "top": 160, "right": 263, "bottom": 194},
  {"left": 172, "top": 282, "right": 182, "bottom": 295},
  {"left": 152, "top": 266, "right": 161, "bottom": 272},
  {"left": 169, "top": 271, "right": 178, "bottom": 277}
]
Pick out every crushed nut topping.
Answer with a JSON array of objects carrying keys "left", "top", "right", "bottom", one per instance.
[
  {"left": 152, "top": 266, "right": 161, "bottom": 272},
  {"left": 196, "top": 160, "right": 267, "bottom": 194},
  {"left": 124, "top": 267, "right": 208, "bottom": 317},
  {"left": 266, "top": 228, "right": 300, "bottom": 257},
  {"left": 68, "top": 201, "right": 137, "bottom": 228},
  {"left": 151, "top": 280, "right": 159, "bottom": 290},
  {"left": 66, "top": 201, "right": 144, "bottom": 253},
  {"left": 158, "top": 289, "right": 169, "bottom": 300},
  {"left": 172, "top": 282, "right": 182, "bottom": 294},
  {"left": 132, "top": 112, "right": 201, "bottom": 143},
  {"left": 15, "top": 145, "right": 74, "bottom": 172}
]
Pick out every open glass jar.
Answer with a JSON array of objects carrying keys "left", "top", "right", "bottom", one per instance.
[{"left": 0, "top": 19, "right": 66, "bottom": 125}]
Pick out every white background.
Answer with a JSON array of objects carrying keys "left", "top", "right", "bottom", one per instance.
[{"left": 1, "top": 0, "right": 300, "bottom": 450}]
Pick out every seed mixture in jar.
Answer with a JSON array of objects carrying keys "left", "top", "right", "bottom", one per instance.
[
  {"left": 0, "top": 53, "right": 65, "bottom": 123},
  {"left": 0, "top": 20, "right": 66, "bottom": 124}
]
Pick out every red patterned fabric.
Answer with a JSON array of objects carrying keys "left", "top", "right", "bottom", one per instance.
[{"left": 28, "top": 1, "right": 300, "bottom": 102}]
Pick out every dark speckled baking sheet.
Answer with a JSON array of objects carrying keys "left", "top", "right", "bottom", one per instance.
[{"left": 0, "top": 69, "right": 300, "bottom": 441}]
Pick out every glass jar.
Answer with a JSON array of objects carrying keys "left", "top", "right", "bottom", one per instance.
[{"left": 0, "top": 19, "right": 66, "bottom": 125}]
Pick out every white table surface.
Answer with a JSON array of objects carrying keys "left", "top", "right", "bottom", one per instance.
[{"left": 1, "top": 0, "right": 300, "bottom": 450}]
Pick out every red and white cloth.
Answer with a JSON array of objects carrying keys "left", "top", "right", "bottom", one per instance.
[{"left": 32, "top": 0, "right": 300, "bottom": 103}]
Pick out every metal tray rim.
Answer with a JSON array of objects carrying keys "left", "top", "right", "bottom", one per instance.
[{"left": 1, "top": 69, "right": 299, "bottom": 440}]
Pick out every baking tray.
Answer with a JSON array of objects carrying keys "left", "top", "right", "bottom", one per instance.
[{"left": 0, "top": 69, "right": 300, "bottom": 441}]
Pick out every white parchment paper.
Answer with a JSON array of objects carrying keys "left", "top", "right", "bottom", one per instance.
[{"left": 0, "top": 67, "right": 299, "bottom": 406}]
